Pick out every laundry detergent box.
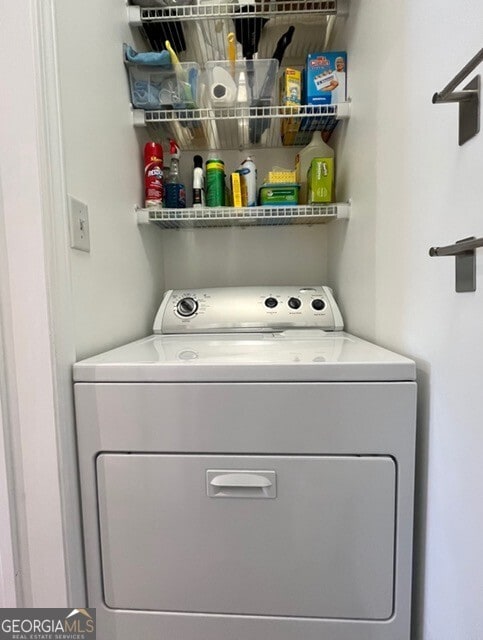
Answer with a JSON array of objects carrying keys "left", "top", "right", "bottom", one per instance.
[
  {"left": 280, "top": 68, "right": 302, "bottom": 145},
  {"left": 304, "top": 51, "right": 347, "bottom": 106},
  {"left": 307, "top": 157, "right": 334, "bottom": 204},
  {"left": 280, "top": 67, "right": 302, "bottom": 107}
]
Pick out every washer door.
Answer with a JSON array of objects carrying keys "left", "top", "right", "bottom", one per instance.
[{"left": 97, "top": 454, "right": 396, "bottom": 620}]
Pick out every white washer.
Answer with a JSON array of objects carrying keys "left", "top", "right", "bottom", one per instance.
[{"left": 74, "top": 286, "right": 416, "bottom": 640}]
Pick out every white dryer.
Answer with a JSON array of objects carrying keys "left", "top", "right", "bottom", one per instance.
[{"left": 74, "top": 286, "right": 416, "bottom": 640}]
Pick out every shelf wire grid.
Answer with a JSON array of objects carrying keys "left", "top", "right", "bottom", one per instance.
[
  {"left": 137, "top": 1, "right": 335, "bottom": 67},
  {"left": 139, "top": 204, "right": 342, "bottom": 228},
  {"left": 138, "top": 1, "right": 338, "bottom": 22},
  {"left": 141, "top": 104, "right": 348, "bottom": 150}
]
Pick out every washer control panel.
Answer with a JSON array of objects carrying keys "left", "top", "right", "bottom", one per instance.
[{"left": 153, "top": 286, "right": 344, "bottom": 334}]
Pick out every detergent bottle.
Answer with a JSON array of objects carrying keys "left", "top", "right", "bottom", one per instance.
[{"left": 295, "top": 132, "right": 334, "bottom": 205}]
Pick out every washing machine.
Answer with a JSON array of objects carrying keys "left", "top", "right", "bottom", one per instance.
[{"left": 74, "top": 285, "right": 416, "bottom": 640}]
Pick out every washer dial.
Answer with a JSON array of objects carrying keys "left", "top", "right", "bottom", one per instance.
[
  {"left": 264, "top": 297, "right": 278, "bottom": 309},
  {"left": 177, "top": 297, "right": 198, "bottom": 317},
  {"left": 311, "top": 298, "right": 326, "bottom": 311}
]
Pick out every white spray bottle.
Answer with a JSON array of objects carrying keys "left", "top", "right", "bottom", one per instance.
[{"left": 237, "top": 155, "right": 257, "bottom": 207}]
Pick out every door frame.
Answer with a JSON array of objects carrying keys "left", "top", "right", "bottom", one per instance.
[
  {"left": 0, "top": 0, "right": 85, "bottom": 605},
  {"left": 0, "top": 177, "right": 19, "bottom": 608}
]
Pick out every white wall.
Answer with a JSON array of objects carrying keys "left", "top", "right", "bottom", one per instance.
[
  {"left": 54, "top": 0, "right": 166, "bottom": 360},
  {"left": 165, "top": 149, "right": 329, "bottom": 289},
  {"left": 329, "top": 1, "right": 483, "bottom": 638},
  {"left": 162, "top": 225, "right": 328, "bottom": 290}
]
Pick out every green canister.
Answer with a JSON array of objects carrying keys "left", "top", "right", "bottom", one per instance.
[{"left": 206, "top": 157, "right": 225, "bottom": 207}]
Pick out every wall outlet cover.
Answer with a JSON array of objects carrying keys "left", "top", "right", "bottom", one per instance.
[{"left": 69, "top": 195, "right": 90, "bottom": 252}]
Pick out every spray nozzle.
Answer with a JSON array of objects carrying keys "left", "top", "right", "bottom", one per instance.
[{"left": 169, "top": 139, "right": 180, "bottom": 159}]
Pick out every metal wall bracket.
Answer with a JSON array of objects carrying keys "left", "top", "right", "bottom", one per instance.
[
  {"left": 453, "top": 239, "right": 476, "bottom": 292},
  {"left": 458, "top": 76, "right": 480, "bottom": 145},
  {"left": 432, "top": 48, "right": 483, "bottom": 146},
  {"left": 429, "top": 236, "right": 483, "bottom": 292}
]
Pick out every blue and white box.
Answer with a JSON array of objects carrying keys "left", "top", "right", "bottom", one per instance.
[{"left": 304, "top": 51, "right": 347, "bottom": 105}]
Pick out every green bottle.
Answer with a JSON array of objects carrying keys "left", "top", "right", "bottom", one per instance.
[{"left": 206, "top": 156, "right": 225, "bottom": 207}]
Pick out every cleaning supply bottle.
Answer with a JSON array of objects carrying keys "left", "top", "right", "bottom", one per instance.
[
  {"left": 206, "top": 154, "right": 226, "bottom": 207},
  {"left": 165, "top": 139, "right": 186, "bottom": 209},
  {"left": 237, "top": 156, "right": 257, "bottom": 207},
  {"left": 295, "top": 131, "right": 334, "bottom": 204},
  {"left": 210, "top": 65, "right": 237, "bottom": 107},
  {"left": 144, "top": 142, "right": 163, "bottom": 208},
  {"left": 192, "top": 155, "right": 205, "bottom": 208}
]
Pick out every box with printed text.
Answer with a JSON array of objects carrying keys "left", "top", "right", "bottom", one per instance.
[{"left": 304, "top": 51, "right": 347, "bottom": 106}]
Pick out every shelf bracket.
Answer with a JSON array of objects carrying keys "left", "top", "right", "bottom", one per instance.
[
  {"left": 132, "top": 109, "right": 146, "bottom": 127},
  {"left": 432, "top": 48, "right": 482, "bottom": 145},
  {"left": 127, "top": 4, "right": 142, "bottom": 27},
  {"left": 429, "top": 236, "right": 483, "bottom": 292}
]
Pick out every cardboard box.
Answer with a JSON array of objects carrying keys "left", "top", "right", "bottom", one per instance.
[
  {"left": 280, "top": 68, "right": 302, "bottom": 106},
  {"left": 231, "top": 172, "right": 243, "bottom": 207},
  {"left": 282, "top": 120, "right": 302, "bottom": 146},
  {"left": 304, "top": 51, "right": 347, "bottom": 106},
  {"left": 259, "top": 184, "right": 300, "bottom": 206},
  {"left": 307, "top": 157, "right": 334, "bottom": 204},
  {"left": 280, "top": 68, "right": 302, "bottom": 145}
]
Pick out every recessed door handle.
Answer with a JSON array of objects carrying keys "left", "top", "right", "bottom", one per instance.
[
  {"left": 210, "top": 473, "right": 272, "bottom": 488},
  {"left": 206, "top": 470, "right": 277, "bottom": 498}
]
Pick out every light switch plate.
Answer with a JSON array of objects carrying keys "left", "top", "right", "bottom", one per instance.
[{"left": 69, "top": 195, "right": 90, "bottom": 252}]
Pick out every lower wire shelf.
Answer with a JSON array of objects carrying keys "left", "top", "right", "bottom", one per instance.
[{"left": 136, "top": 203, "right": 350, "bottom": 229}]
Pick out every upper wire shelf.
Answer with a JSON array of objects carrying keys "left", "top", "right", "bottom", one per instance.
[
  {"left": 129, "top": 1, "right": 342, "bottom": 24},
  {"left": 128, "top": 1, "right": 346, "bottom": 68}
]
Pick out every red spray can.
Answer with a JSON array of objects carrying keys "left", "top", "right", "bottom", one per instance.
[{"left": 144, "top": 142, "right": 163, "bottom": 207}]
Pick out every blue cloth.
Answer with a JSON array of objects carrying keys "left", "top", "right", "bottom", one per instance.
[
  {"left": 132, "top": 81, "right": 163, "bottom": 109},
  {"left": 123, "top": 43, "right": 172, "bottom": 67}
]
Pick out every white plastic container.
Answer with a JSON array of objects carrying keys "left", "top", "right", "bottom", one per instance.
[
  {"left": 295, "top": 132, "right": 335, "bottom": 205},
  {"left": 208, "top": 65, "right": 237, "bottom": 107},
  {"left": 205, "top": 59, "right": 278, "bottom": 109}
]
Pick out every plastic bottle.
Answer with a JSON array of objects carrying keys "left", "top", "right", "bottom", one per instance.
[
  {"left": 295, "top": 132, "right": 334, "bottom": 205},
  {"left": 236, "top": 71, "right": 248, "bottom": 106},
  {"left": 210, "top": 66, "right": 237, "bottom": 107},
  {"left": 192, "top": 155, "right": 205, "bottom": 208},
  {"left": 144, "top": 142, "right": 163, "bottom": 208},
  {"left": 206, "top": 155, "right": 225, "bottom": 207},
  {"left": 237, "top": 156, "right": 257, "bottom": 207},
  {"left": 165, "top": 139, "right": 186, "bottom": 209}
]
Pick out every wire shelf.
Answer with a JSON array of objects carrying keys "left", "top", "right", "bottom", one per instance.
[
  {"left": 137, "top": 203, "right": 350, "bottom": 228},
  {"left": 133, "top": 1, "right": 340, "bottom": 23},
  {"left": 128, "top": 2, "right": 345, "bottom": 66},
  {"left": 134, "top": 103, "right": 350, "bottom": 150},
  {"left": 140, "top": 104, "right": 349, "bottom": 121}
]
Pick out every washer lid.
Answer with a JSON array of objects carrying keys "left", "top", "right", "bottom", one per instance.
[{"left": 73, "top": 331, "right": 416, "bottom": 382}]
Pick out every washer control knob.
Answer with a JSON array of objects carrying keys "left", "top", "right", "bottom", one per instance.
[
  {"left": 177, "top": 297, "right": 198, "bottom": 317},
  {"left": 264, "top": 297, "right": 278, "bottom": 309},
  {"left": 311, "top": 298, "right": 326, "bottom": 311},
  {"left": 288, "top": 297, "right": 302, "bottom": 309}
]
